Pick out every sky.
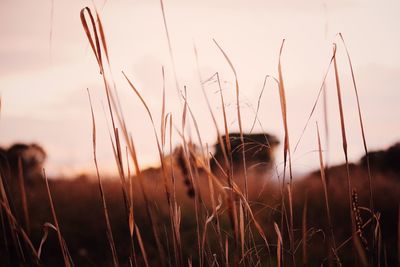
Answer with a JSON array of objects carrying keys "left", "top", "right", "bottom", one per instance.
[{"left": 0, "top": 0, "right": 399, "bottom": 177}]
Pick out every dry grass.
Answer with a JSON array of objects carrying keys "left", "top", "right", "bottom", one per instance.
[{"left": 0, "top": 5, "right": 399, "bottom": 267}]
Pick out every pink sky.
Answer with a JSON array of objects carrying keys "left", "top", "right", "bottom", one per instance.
[{"left": 0, "top": 0, "right": 399, "bottom": 177}]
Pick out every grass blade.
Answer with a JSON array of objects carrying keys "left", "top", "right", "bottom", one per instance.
[
  {"left": 17, "top": 157, "right": 30, "bottom": 236},
  {"left": 274, "top": 222, "right": 283, "bottom": 267},
  {"left": 277, "top": 39, "right": 295, "bottom": 263},
  {"left": 302, "top": 193, "right": 308, "bottom": 267},
  {"left": 159, "top": 0, "right": 180, "bottom": 96},
  {"left": 87, "top": 89, "right": 120, "bottom": 267},
  {"left": 316, "top": 122, "right": 337, "bottom": 263},
  {"left": 293, "top": 48, "right": 336, "bottom": 153},
  {"left": 43, "top": 169, "right": 71, "bottom": 267},
  {"left": 333, "top": 43, "right": 368, "bottom": 266},
  {"left": 213, "top": 39, "right": 249, "bottom": 199},
  {"left": 338, "top": 32, "right": 375, "bottom": 229},
  {"left": 135, "top": 224, "right": 150, "bottom": 267}
]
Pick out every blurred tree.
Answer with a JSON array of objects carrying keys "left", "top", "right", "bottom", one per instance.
[
  {"left": 361, "top": 142, "right": 400, "bottom": 174},
  {"left": 0, "top": 143, "right": 46, "bottom": 183},
  {"left": 211, "top": 132, "right": 280, "bottom": 172}
]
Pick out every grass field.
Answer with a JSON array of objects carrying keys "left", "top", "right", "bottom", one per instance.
[{"left": 0, "top": 5, "right": 399, "bottom": 267}]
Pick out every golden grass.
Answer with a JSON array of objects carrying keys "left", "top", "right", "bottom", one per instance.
[{"left": 1, "top": 5, "right": 396, "bottom": 267}]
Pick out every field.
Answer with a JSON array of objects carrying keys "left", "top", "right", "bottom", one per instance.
[
  {"left": 1, "top": 3, "right": 400, "bottom": 267},
  {"left": 1, "top": 145, "right": 400, "bottom": 266}
]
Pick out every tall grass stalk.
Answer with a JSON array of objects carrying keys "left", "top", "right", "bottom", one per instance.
[
  {"left": 274, "top": 222, "right": 283, "bottom": 267},
  {"left": 316, "top": 122, "right": 338, "bottom": 265},
  {"left": 0, "top": 173, "right": 40, "bottom": 265},
  {"left": 277, "top": 40, "right": 295, "bottom": 265},
  {"left": 17, "top": 158, "right": 30, "bottom": 236},
  {"left": 197, "top": 67, "right": 239, "bottom": 264},
  {"left": 43, "top": 169, "right": 71, "bottom": 267},
  {"left": 88, "top": 89, "right": 120, "bottom": 267},
  {"left": 338, "top": 33, "right": 376, "bottom": 264},
  {"left": 332, "top": 44, "right": 368, "bottom": 266},
  {"left": 159, "top": 0, "right": 180, "bottom": 97},
  {"left": 213, "top": 40, "right": 244, "bottom": 265},
  {"left": 194, "top": 47, "right": 229, "bottom": 265},
  {"left": 302, "top": 193, "right": 308, "bottom": 267},
  {"left": 397, "top": 205, "right": 399, "bottom": 267}
]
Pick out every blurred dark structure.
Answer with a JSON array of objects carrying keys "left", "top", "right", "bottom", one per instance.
[
  {"left": 211, "top": 132, "right": 279, "bottom": 172},
  {"left": 0, "top": 143, "right": 47, "bottom": 183},
  {"left": 361, "top": 142, "right": 400, "bottom": 174},
  {"left": 173, "top": 144, "right": 196, "bottom": 198}
]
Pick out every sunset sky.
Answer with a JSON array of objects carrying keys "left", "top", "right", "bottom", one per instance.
[{"left": 1, "top": 0, "right": 399, "bottom": 177}]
